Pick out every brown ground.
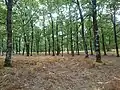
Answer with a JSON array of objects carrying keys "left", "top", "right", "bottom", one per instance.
[{"left": 0, "top": 54, "right": 120, "bottom": 90}]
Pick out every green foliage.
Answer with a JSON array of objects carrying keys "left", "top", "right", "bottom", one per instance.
[{"left": 0, "top": 0, "right": 120, "bottom": 55}]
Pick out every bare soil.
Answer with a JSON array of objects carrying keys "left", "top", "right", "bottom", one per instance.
[{"left": 0, "top": 54, "right": 120, "bottom": 90}]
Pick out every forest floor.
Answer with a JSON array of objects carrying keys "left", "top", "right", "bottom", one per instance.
[{"left": 0, "top": 53, "right": 120, "bottom": 90}]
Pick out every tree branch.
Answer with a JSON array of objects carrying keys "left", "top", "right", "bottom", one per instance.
[{"left": 16, "top": 9, "right": 38, "bottom": 31}]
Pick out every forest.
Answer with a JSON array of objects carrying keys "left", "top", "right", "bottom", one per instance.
[{"left": 0, "top": 0, "right": 120, "bottom": 90}]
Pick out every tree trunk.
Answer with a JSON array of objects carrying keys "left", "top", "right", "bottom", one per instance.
[
  {"left": 69, "top": 5, "right": 74, "bottom": 56},
  {"left": 76, "top": 0, "right": 88, "bottom": 58},
  {"left": 67, "top": 22, "right": 69, "bottom": 54},
  {"left": 1, "top": 38, "right": 4, "bottom": 56},
  {"left": 36, "top": 41, "right": 39, "bottom": 55},
  {"left": 15, "top": 41, "right": 18, "bottom": 54},
  {"left": 22, "top": 20, "right": 25, "bottom": 56},
  {"left": 18, "top": 36, "right": 21, "bottom": 54},
  {"left": 26, "top": 42, "right": 29, "bottom": 56},
  {"left": 92, "top": 0, "right": 101, "bottom": 62},
  {"left": 48, "top": 37, "right": 51, "bottom": 55},
  {"left": 4, "top": 0, "right": 13, "bottom": 67},
  {"left": 43, "top": 13, "right": 47, "bottom": 56},
  {"left": 61, "top": 29, "right": 64, "bottom": 56},
  {"left": 45, "top": 38, "right": 47, "bottom": 55},
  {"left": 22, "top": 44, "right": 25, "bottom": 55},
  {"left": 12, "top": 37, "right": 15, "bottom": 54},
  {"left": 35, "top": 32, "right": 40, "bottom": 55},
  {"left": 60, "top": 21, "right": 64, "bottom": 56},
  {"left": 56, "top": 22, "right": 60, "bottom": 55},
  {"left": 112, "top": 6, "right": 119, "bottom": 57},
  {"left": 89, "top": 27, "right": 93, "bottom": 55},
  {"left": 70, "top": 22, "right": 74, "bottom": 56},
  {"left": 23, "top": 34, "right": 27, "bottom": 56},
  {"left": 101, "top": 29, "right": 107, "bottom": 55},
  {"left": 49, "top": 13, "right": 55, "bottom": 56},
  {"left": 30, "top": 20, "right": 34, "bottom": 56},
  {"left": 88, "top": 17, "right": 93, "bottom": 55},
  {"left": 76, "top": 23, "right": 80, "bottom": 55},
  {"left": 107, "top": 36, "right": 111, "bottom": 51}
]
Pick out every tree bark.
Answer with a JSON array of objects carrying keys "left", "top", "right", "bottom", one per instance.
[
  {"left": 88, "top": 16, "right": 93, "bottom": 55},
  {"left": 12, "top": 37, "right": 15, "bottom": 54},
  {"left": 18, "top": 36, "right": 21, "bottom": 54},
  {"left": 22, "top": 44, "right": 25, "bottom": 55},
  {"left": 15, "top": 41, "right": 18, "bottom": 54},
  {"left": 89, "top": 27, "right": 93, "bottom": 55},
  {"left": 1, "top": 38, "right": 4, "bottom": 56},
  {"left": 76, "top": 0, "right": 88, "bottom": 58},
  {"left": 36, "top": 41, "right": 39, "bottom": 55},
  {"left": 67, "top": 22, "right": 69, "bottom": 54},
  {"left": 60, "top": 21, "right": 64, "bottom": 56},
  {"left": 92, "top": 0, "right": 101, "bottom": 62},
  {"left": 43, "top": 12, "right": 47, "bottom": 56},
  {"left": 69, "top": 5, "right": 74, "bottom": 56},
  {"left": 26, "top": 42, "right": 29, "bottom": 56},
  {"left": 30, "top": 20, "right": 34, "bottom": 56},
  {"left": 56, "top": 22, "right": 60, "bottom": 55},
  {"left": 4, "top": 0, "right": 13, "bottom": 67},
  {"left": 49, "top": 13, "right": 55, "bottom": 56},
  {"left": 112, "top": 6, "right": 119, "bottom": 57},
  {"left": 101, "top": 29, "right": 107, "bottom": 55},
  {"left": 76, "top": 23, "right": 79, "bottom": 55},
  {"left": 47, "top": 37, "right": 51, "bottom": 55}
]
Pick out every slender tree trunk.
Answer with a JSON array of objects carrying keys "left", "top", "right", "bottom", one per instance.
[
  {"left": 92, "top": 0, "right": 101, "bottom": 62},
  {"left": 4, "top": 0, "right": 13, "bottom": 67},
  {"left": 1, "top": 38, "right": 4, "bottom": 56},
  {"left": 18, "top": 36, "right": 21, "bottom": 54},
  {"left": 43, "top": 13, "right": 47, "bottom": 56},
  {"left": 56, "top": 22, "right": 60, "bottom": 55},
  {"left": 0, "top": 38, "right": 1, "bottom": 55},
  {"left": 112, "top": 6, "right": 119, "bottom": 57},
  {"left": 35, "top": 32, "right": 40, "bottom": 55},
  {"left": 88, "top": 17, "right": 93, "bottom": 55},
  {"left": 30, "top": 20, "right": 34, "bottom": 56},
  {"left": 26, "top": 42, "right": 29, "bottom": 56},
  {"left": 49, "top": 13, "right": 55, "bottom": 56},
  {"left": 23, "top": 33, "right": 27, "bottom": 56},
  {"left": 69, "top": 5, "right": 74, "bottom": 56},
  {"left": 67, "top": 22, "right": 69, "bottom": 54},
  {"left": 22, "top": 20, "right": 25, "bottom": 55},
  {"left": 76, "top": 0, "right": 88, "bottom": 58},
  {"left": 70, "top": 22, "right": 74, "bottom": 56},
  {"left": 36, "top": 41, "right": 39, "bottom": 55},
  {"left": 107, "top": 36, "right": 111, "bottom": 51},
  {"left": 15, "top": 41, "right": 18, "bottom": 54},
  {"left": 101, "top": 29, "right": 107, "bottom": 55},
  {"left": 0, "top": 40, "right": 2, "bottom": 55},
  {"left": 48, "top": 37, "right": 51, "bottom": 55},
  {"left": 61, "top": 22, "right": 64, "bottom": 56},
  {"left": 44, "top": 36, "right": 47, "bottom": 55},
  {"left": 89, "top": 27, "right": 93, "bottom": 55},
  {"left": 22, "top": 44, "right": 25, "bottom": 55},
  {"left": 76, "top": 23, "right": 79, "bottom": 55},
  {"left": 12, "top": 37, "right": 15, "bottom": 54}
]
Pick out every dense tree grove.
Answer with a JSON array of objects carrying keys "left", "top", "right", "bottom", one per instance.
[{"left": 0, "top": 0, "right": 120, "bottom": 66}]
